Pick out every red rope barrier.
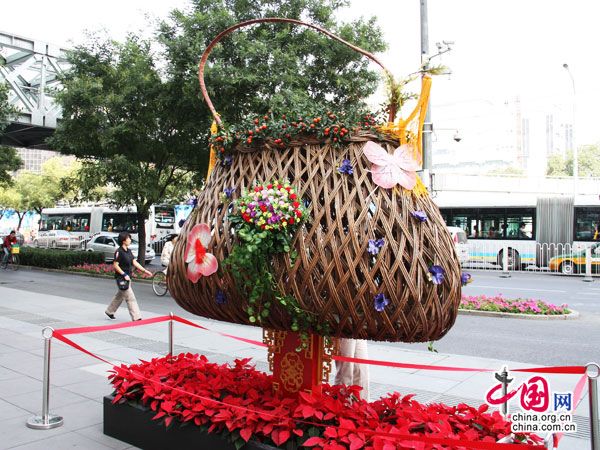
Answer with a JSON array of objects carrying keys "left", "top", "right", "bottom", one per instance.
[
  {"left": 56, "top": 315, "right": 171, "bottom": 335},
  {"left": 553, "top": 373, "right": 588, "bottom": 445},
  {"left": 52, "top": 315, "right": 586, "bottom": 375},
  {"left": 49, "top": 316, "right": 593, "bottom": 448}
]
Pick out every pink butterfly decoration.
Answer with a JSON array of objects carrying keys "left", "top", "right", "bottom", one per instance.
[
  {"left": 184, "top": 223, "right": 218, "bottom": 283},
  {"left": 362, "top": 141, "right": 420, "bottom": 190}
]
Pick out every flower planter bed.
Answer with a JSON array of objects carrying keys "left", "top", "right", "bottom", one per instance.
[
  {"left": 103, "top": 395, "right": 276, "bottom": 450},
  {"left": 105, "top": 353, "right": 542, "bottom": 449},
  {"left": 459, "top": 295, "right": 570, "bottom": 315}
]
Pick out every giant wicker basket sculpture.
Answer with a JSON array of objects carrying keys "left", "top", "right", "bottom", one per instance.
[{"left": 168, "top": 18, "right": 462, "bottom": 342}]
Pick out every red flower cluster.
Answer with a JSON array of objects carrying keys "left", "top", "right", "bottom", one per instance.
[
  {"left": 209, "top": 109, "right": 380, "bottom": 158},
  {"left": 109, "top": 354, "right": 541, "bottom": 449}
]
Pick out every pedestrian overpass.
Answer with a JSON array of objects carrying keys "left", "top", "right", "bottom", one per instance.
[{"left": 0, "top": 30, "right": 68, "bottom": 148}]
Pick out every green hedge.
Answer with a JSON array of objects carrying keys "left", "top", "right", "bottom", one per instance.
[{"left": 19, "top": 247, "right": 105, "bottom": 269}]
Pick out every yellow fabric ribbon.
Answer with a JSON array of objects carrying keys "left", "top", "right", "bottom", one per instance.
[
  {"left": 206, "top": 120, "right": 219, "bottom": 181},
  {"left": 378, "top": 75, "right": 432, "bottom": 197}
]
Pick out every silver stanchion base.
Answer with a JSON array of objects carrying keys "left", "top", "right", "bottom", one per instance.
[
  {"left": 500, "top": 272, "right": 511, "bottom": 278},
  {"left": 26, "top": 414, "right": 63, "bottom": 429}
]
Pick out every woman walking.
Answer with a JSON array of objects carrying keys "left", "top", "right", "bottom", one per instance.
[
  {"left": 105, "top": 231, "right": 152, "bottom": 321},
  {"left": 160, "top": 233, "right": 179, "bottom": 271}
]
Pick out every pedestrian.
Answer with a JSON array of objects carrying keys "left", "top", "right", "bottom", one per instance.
[
  {"left": 334, "top": 338, "right": 369, "bottom": 401},
  {"left": 105, "top": 231, "right": 152, "bottom": 321},
  {"left": 2, "top": 230, "right": 17, "bottom": 265},
  {"left": 160, "top": 234, "right": 178, "bottom": 272}
]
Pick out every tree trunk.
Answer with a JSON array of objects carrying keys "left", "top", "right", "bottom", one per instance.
[
  {"left": 136, "top": 210, "right": 148, "bottom": 267},
  {"left": 16, "top": 211, "right": 25, "bottom": 231}
]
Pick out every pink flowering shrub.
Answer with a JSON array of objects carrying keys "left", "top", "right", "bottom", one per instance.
[
  {"left": 460, "top": 294, "right": 570, "bottom": 315},
  {"left": 69, "top": 263, "right": 153, "bottom": 279}
]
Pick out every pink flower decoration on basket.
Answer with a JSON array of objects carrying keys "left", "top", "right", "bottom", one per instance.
[
  {"left": 363, "top": 141, "right": 420, "bottom": 190},
  {"left": 184, "top": 223, "right": 218, "bottom": 283}
]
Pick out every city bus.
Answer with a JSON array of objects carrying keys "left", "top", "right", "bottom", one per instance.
[
  {"left": 36, "top": 204, "right": 178, "bottom": 247},
  {"left": 434, "top": 189, "right": 600, "bottom": 270}
]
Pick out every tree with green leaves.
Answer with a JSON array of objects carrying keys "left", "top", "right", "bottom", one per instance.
[
  {"left": 0, "top": 184, "right": 24, "bottom": 230},
  {"left": 546, "top": 145, "right": 600, "bottom": 177},
  {"left": 17, "top": 157, "right": 79, "bottom": 215},
  {"left": 50, "top": 36, "right": 201, "bottom": 264},
  {"left": 0, "top": 157, "right": 78, "bottom": 230},
  {"left": 0, "top": 184, "right": 20, "bottom": 215},
  {"left": 158, "top": 0, "right": 387, "bottom": 129},
  {"left": 51, "top": 0, "right": 388, "bottom": 264},
  {"left": 0, "top": 78, "right": 22, "bottom": 186}
]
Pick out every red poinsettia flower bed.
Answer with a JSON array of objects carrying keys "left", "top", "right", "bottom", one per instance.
[{"left": 108, "top": 353, "right": 541, "bottom": 449}]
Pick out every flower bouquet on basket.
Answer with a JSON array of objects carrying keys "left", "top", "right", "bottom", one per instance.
[{"left": 223, "top": 181, "right": 318, "bottom": 337}]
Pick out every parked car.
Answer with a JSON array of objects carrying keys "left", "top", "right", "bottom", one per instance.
[
  {"left": 84, "top": 232, "right": 155, "bottom": 264},
  {"left": 33, "top": 230, "right": 80, "bottom": 249},
  {"left": 0, "top": 229, "right": 24, "bottom": 245},
  {"left": 151, "top": 233, "right": 179, "bottom": 255},
  {"left": 548, "top": 242, "right": 600, "bottom": 275},
  {"left": 446, "top": 226, "right": 469, "bottom": 263}
]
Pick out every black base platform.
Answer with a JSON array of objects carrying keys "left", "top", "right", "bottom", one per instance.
[{"left": 103, "top": 395, "right": 278, "bottom": 450}]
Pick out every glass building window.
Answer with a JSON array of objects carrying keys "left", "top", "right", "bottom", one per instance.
[
  {"left": 574, "top": 207, "right": 600, "bottom": 241},
  {"left": 439, "top": 207, "right": 535, "bottom": 240},
  {"left": 102, "top": 213, "right": 138, "bottom": 233},
  {"left": 505, "top": 211, "right": 534, "bottom": 239}
]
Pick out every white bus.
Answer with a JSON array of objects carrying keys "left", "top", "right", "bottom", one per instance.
[
  {"left": 36, "top": 204, "right": 178, "bottom": 247},
  {"left": 434, "top": 190, "right": 600, "bottom": 270}
]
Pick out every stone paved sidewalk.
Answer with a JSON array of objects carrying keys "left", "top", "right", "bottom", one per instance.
[{"left": 0, "top": 285, "right": 595, "bottom": 449}]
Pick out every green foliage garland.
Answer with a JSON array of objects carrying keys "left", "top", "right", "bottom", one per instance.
[{"left": 224, "top": 181, "right": 328, "bottom": 339}]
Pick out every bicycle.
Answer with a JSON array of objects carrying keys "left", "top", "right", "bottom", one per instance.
[
  {"left": 1, "top": 245, "right": 20, "bottom": 271},
  {"left": 152, "top": 269, "right": 168, "bottom": 296}
]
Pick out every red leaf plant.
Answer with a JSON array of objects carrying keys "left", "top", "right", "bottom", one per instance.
[{"left": 108, "top": 354, "right": 542, "bottom": 449}]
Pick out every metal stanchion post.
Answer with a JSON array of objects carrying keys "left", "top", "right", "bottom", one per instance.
[
  {"left": 500, "top": 245, "right": 511, "bottom": 278},
  {"left": 542, "top": 432, "right": 556, "bottom": 449},
  {"left": 495, "top": 366, "right": 512, "bottom": 418},
  {"left": 583, "top": 247, "right": 594, "bottom": 283},
  {"left": 26, "top": 327, "right": 63, "bottom": 429},
  {"left": 168, "top": 312, "right": 174, "bottom": 360},
  {"left": 587, "top": 363, "right": 600, "bottom": 450}
]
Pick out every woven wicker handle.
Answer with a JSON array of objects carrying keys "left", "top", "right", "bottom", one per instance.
[{"left": 198, "top": 17, "right": 393, "bottom": 126}]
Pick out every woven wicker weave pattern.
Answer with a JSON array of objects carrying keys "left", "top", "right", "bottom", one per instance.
[{"left": 168, "top": 138, "right": 462, "bottom": 342}]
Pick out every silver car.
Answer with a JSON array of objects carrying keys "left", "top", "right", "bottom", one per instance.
[
  {"left": 34, "top": 230, "right": 81, "bottom": 249},
  {"left": 85, "top": 233, "right": 155, "bottom": 264}
]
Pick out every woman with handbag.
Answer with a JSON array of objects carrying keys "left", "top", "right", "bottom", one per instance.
[{"left": 105, "top": 231, "right": 152, "bottom": 321}]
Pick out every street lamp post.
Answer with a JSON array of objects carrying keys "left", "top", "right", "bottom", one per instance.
[
  {"left": 420, "top": 0, "right": 453, "bottom": 190},
  {"left": 562, "top": 63, "right": 577, "bottom": 193},
  {"left": 420, "top": 0, "right": 433, "bottom": 188}
]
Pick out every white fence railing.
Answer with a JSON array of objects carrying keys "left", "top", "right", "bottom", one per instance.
[
  {"left": 27, "top": 237, "right": 85, "bottom": 251},
  {"left": 24, "top": 237, "right": 166, "bottom": 259},
  {"left": 460, "top": 241, "right": 598, "bottom": 278},
  {"left": 21, "top": 235, "right": 598, "bottom": 278}
]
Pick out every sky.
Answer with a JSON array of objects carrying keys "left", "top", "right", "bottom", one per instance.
[{"left": 2, "top": 0, "right": 600, "bottom": 158}]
